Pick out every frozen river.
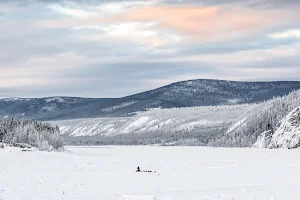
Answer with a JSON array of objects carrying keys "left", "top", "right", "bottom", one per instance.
[{"left": 1, "top": 146, "right": 300, "bottom": 200}]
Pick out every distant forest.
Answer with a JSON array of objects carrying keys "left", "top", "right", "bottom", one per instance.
[{"left": 63, "top": 90, "right": 300, "bottom": 147}]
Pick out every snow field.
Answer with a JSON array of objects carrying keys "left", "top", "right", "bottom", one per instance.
[{"left": 1, "top": 146, "right": 300, "bottom": 200}]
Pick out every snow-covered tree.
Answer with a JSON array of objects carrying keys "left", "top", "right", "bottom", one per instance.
[{"left": 0, "top": 117, "right": 63, "bottom": 151}]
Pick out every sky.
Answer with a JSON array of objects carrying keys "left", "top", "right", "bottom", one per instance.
[{"left": 0, "top": 0, "right": 300, "bottom": 98}]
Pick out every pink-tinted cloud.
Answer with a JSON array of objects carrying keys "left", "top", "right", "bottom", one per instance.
[
  {"left": 114, "top": 6, "right": 284, "bottom": 41},
  {"left": 39, "top": 5, "right": 288, "bottom": 42}
]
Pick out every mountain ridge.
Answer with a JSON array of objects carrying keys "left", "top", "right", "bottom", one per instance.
[
  {"left": 2, "top": 79, "right": 300, "bottom": 100},
  {"left": 1, "top": 79, "right": 300, "bottom": 120}
]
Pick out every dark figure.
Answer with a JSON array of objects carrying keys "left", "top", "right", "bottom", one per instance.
[{"left": 136, "top": 166, "right": 141, "bottom": 172}]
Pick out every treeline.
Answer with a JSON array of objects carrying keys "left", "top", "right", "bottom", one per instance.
[
  {"left": 0, "top": 117, "right": 63, "bottom": 151},
  {"left": 63, "top": 125, "right": 228, "bottom": 146},
  {"left": 209, "top": 90, "right": 300, "bottom": 147}
]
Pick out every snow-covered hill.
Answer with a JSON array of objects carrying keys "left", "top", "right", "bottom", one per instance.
[
  {"left": 1, "top": 79, "right": 300, "bottom": 120},
  {"left": 2, "top": 79, "right": 300, "bottom": 148},
  {"left": 254, "top": 106, "right": 300, "bottom": 149},
  {"left": 56, "top": 105, "right": 251, "bottom": 136},
  {"left": 46, "top": 89, "right": 300, "bottom": 147},
  {"left": 214, "top": 90, "right": 300, "bottom": 148},
  {"left": 52, "top": 104, "right": 254, "bottom": 145}
]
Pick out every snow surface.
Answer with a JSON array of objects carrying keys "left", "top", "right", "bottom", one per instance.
[
  {"left": 42, "top": 104, "right": 57, "bottom": 112},
  {"left": 102, "top": 101, "right": 137, "bottom": 112},
  {"left": 44, "top": 97, "right": 66, "bottom": 103},
  {"left": 226, "top": 117, "right": 247, "bottom": 134},
  {"left": 0, "top": 97, "right": 30, "bottom": 102},
  {"left": 1, "top": 146, "right": 300, "bottom": 200}
]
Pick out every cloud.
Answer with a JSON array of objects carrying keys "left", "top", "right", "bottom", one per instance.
[
  {"left": 72, "top": 22, "right": 185, "bottom": 47},
  {"left": 1, "top": 0, "right": 300, "bottom": 98},
  {"left": 269, "top": 29, "right": 300, "bottom": 39},
  {"left": 38, "top": 4, "right": 293, "bottom": 43},
  {"left": 0, "top": 52, "right": 87, "bottom": 80},
  {"left": 47, "top": 4, "right": 97, "bottom": 18},
  {"left": 114, "top": 5, "right": 276, "bottom": 41},
  {"left": 149, "top": 43, "right": 300, "bottom": 64},
  {"left": 96, "top": 1, "right": 158, "bottom": 13},
  {"left": 2, "top": 0, "right": 300, "bottom": 8}
]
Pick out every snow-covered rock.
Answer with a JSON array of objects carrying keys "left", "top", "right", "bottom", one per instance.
[
  {"left": 254, "top": 106, "right": 300, "bottom": 149},
  {"left": 252, "top": 130, "right": 272, "bottom": 148},
  {"left": 269, "top": 106, "right": 300, "bottom": 149},
  {"left": 0, "top": 142, "right": 6, "bottom": 148}
]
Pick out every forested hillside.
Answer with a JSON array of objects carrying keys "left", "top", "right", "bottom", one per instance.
[
  {"left": 1, "top": 80, "right": 300, "bottom": 120},
  {"left": 210, "top": 90, "right": 300, "bottom": 147},
  {"left": 59, "top": 90, "right": 300, "bottom": 148},
  {"left": 58, "top": 104, "right": 253, "bottom": 146},
  {"left": 0, "top": 117, "right": 63, "bottom": 151}
]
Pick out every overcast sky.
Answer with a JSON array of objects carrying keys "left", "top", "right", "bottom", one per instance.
[{"left": 0, "top": 0, "right": 300, "bottom": 98}]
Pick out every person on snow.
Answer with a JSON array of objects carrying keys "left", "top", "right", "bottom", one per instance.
[{"left": 136, "top": 166, "right": 141, "bottom": 172}]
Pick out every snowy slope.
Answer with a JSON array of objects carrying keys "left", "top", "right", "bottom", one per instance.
[
  {"left": 1, "top": 146, "right": 300, "bottom": 200},
  {"left": 49, "top": 90, "right": 300, "bottom": 147},
  {"left": 52, "top": 104, "right": 252, "bottom": 138},
  {"left": 254, "top": 106, "right": 300, "bottom": 149},
  {"left": 216, "top": 90, "right": 300, "bottom": 147}
]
